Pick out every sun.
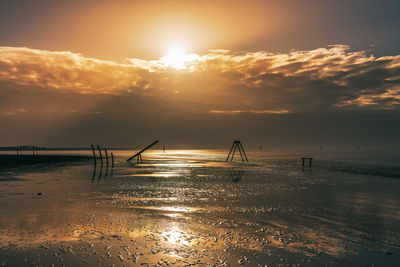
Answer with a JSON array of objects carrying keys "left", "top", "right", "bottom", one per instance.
[{"left": 160, "top": 45, "right": 198, "bottom": 69}]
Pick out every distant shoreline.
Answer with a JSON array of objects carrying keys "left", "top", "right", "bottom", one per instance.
[
  {"left": 0, "top": 154, "right": 92, "bottom": 167},
  {"left": 0, "top": 147, "right": 128, "bottom": 151}
]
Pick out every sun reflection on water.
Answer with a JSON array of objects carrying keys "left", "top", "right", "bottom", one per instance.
[
  {"left": 160, "top": 206, "right": 194, "bottom": 212},
  {"left": 161, "top": 225, "right": 189, "bottom": 246}
]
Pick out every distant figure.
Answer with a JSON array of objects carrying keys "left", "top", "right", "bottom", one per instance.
[
  {"left": 163, "top": 145, "right": 166, "bottom": 154},
  {"left": 259, "top": 145, "right": 262, "bottom": 151}
]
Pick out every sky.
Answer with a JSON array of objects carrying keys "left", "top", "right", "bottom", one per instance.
[{"left": 1, "top": 0, "right": 400, "bottom": 149}]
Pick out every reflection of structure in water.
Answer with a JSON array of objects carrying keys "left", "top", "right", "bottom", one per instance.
[
  {"left": 91, "top": 146, "right": 114, "bottom": 184},
  {"left": 91, "top": 163, "right": 96, "bottom": 183},
  {"left": 229, "top": 169, "right": 244, "bottom": 183}
]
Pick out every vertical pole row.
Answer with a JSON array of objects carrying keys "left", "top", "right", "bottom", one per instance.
[
  {"left": 91, "top": 145, "right": 116, "bottom": 184},
  {"left": 92, "top": 145, "right": 116, "bottom": 168}
]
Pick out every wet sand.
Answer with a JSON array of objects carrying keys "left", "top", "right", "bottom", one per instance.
[{"left": 0, "top": 150, "right": 400, "bottom": 266}]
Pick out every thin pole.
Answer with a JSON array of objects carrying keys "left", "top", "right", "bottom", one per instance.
[
  {"left": 111, "top": 153, "right": 114, "bottom": 167},
  {"left": 126, "top": 140, "right": 159, "bottom": 162},
  {"left": 237, "top": 143, "right": 245, "bottom": 163},
  {"left": 230, "top": 142, "right": 238, "bottom": 161},
  {"left": 226, "top": 142, "right": 235, "bottom": 162},
  {"left": 238, "top": 142, "right": 248, "bottom": 162},
  {"left": 97, "top": 145, "right": 103, "bottom": 166},
  {"left": 104, "top": 149, "right": 109, "bottom": 166},
  {"left": 91, "top": 163, "right": 96, "bottom": 183},
  {"left": 91, "top": 144, "right": 97, "bottom": 166},
  {"left": 98, "top": 162, "right": 103, "bottom": 182},
  {"left": 104, "top": 162, "right": 109, "bottom": 181}
]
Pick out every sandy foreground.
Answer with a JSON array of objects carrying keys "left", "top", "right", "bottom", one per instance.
[{"left": 0, "top": 151, "right": 399, "bottom": 266}]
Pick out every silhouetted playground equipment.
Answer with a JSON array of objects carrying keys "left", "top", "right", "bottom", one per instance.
[
  {"left": 226, "top": 140, "right": 248, "bottom": 163},
  {"left": 91, "top": 144, "right": 114, "bottom": 168},
  {"left": 301, "top": 157, "right": 313, "bottom": 169},
  {"left": 127, "top": 140, "right": 159, "bottom": 163},
  {"left": 91, "top": 144, "right": 114, "bottom": 183}
]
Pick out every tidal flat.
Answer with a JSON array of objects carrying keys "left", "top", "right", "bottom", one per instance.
[{"left": 0, "top": 150, "right": 399, "bottom": 266}]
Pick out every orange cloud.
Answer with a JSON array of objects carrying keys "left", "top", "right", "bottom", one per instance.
[
  {"left": 209, "top": 109, "right": 289, "bottom": 114},
  {"left": 1, "top": 45, "right": 400, "bottom": 114}
]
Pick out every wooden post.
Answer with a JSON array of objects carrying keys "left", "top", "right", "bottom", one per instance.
[
  {"left": 98, "top": 160, "right": 103, "bottom": 182},
  {"left": 91, "top": 144, "right": 97, "bottom": 166},
  {"left": 111, "top": 153, "right": 114, "bottom": 167},
  {"left": 97, "top": 145, "right": 103, "bottom": 166},
  {"left": 301, "top": 157, "right": 313, "bottom": 169},
  {"left": 104, "top": 149, "right": 109, "bottom": 166},
  {"left": 91, "top": 164, "right": 97, "bottom": 183},
  {"left": 136, "top": 154, "right": 142, "bottom": 164}
]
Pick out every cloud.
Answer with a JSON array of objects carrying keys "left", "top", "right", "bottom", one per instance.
[
  {"left": 1, "top": 45, "right": 400, "bottom": 115},
  {"left": 3, "top": 108, "right": 27, "bottom": 116},
  {"left": 209, "top": 109, "right": 289, "bottom": 114}
]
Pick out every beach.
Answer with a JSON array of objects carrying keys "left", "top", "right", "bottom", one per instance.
[{"left": 0, "top": 149, "right": 399, "bottom": 266}]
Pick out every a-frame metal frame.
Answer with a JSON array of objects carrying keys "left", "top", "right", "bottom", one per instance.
[{"left": 226, "top": 140, "right": 248, "bottom": 162}]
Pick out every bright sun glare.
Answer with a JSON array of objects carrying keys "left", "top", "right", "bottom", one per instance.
[{"left": 161, "top": 45, "right": 199, "bottom": 69}]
